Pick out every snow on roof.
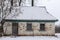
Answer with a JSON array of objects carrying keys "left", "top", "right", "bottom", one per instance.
[{"left": 5, "top": 6, "right": 57, "bottom": 21}]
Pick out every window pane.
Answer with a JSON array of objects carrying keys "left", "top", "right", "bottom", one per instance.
[
  {"left": 40, "top": 24, "right": 45, "bottom": 31},
  {"left": 26, "top": 23, "right": 32, "bottom": 31}
]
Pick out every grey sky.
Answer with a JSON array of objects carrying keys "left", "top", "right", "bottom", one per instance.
[{"left": 39, "top": 0, "right": 60, "bottom": 25}]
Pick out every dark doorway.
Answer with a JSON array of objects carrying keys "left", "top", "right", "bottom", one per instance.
[{"left": 12, "top": 23, "right": 18, "bottom": 36}]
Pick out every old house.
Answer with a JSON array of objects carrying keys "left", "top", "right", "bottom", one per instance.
[{"left": 0, "top": 0, "right": 58, "bottom": 36}]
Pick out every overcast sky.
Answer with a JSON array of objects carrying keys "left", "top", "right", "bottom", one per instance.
[{"left": 38, "top": 0, "right": 60, "bottom": 25}]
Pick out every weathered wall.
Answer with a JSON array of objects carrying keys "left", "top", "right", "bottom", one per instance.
[
  {"left": 3, "top": 22, "right": 55, "bottom": 36},
  {"left": 3, "top": 22, "right": 12, "bottom": 35},
  {"left": 18, "top": 22, "right": 55, "bottom": 36}
]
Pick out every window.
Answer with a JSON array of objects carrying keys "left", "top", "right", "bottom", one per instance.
[
  {"left": 40, "top": 24, "right": 45, "bottom": 31},
  {"left": 26, "top": 23, "right": 32, "bottom": 31}
]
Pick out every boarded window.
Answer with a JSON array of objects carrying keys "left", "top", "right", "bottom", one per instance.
[
  {"left": 26, "top": 23, "right": 32, "bottom": 31},
  {"left": 40, "top": 24, "right": 45, "bottom": 31}
]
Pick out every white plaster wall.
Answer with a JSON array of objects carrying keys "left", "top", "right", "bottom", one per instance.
[
  {"left": 3, "top": 22, "right": 12, "bottom": 35},
  {"left": 45, "top": 23, "right": 55, "bottom": 35},
  {"left": 18, "top": 22, "right": 55, "bottom": 36},
  {"left": 18, "top": 22, "right": 27, "bottom": 35},
  {"left": 3, "top": 22, "right": 55, "bottom": 36}
]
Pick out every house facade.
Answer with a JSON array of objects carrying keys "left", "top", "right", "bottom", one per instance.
[{"left": 1, "top": 0, "right": 58, "bottom": 36}]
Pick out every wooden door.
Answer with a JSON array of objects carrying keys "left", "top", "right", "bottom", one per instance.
[{"left": 12, "top": 23, "right": 18, "bottom": 36}]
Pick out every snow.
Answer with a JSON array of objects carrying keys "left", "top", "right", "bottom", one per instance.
[
  {"left": 5, "top": 6, "right": 57, "bottom": 20},
  {"left": 0, "top": 33, "right": 60, "bottom": 40}
]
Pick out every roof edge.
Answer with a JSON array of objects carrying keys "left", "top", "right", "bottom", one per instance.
[{"left": 3, "top": 19, "right": 58, "bottom": 22}]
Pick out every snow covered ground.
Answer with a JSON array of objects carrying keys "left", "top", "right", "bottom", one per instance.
[{"left": 0, "top": 33, "right": 60, "bottom": 40}]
